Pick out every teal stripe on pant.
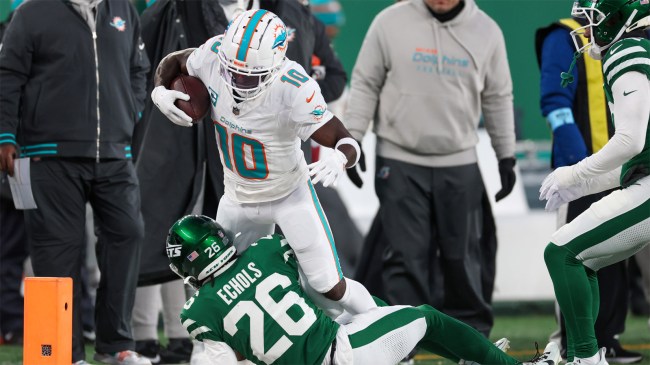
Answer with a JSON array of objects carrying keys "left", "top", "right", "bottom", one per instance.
[{"left": 307, "top": 180, "right": 343, "bottom": 278}]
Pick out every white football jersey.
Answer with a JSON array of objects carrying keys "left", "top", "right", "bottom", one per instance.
[{"left": 186, "top": 36, "right": 334, "bottom": 203}]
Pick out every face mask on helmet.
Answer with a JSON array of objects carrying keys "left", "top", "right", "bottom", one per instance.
[
  {"left": 166, "top": 215, "right": 237, "bottom": 289},
  {"left": 216, "top": 9, "right": 288, "bottom": 102},
  {"left": 218, "top": 59, "right": 275, "bottom": 102}
]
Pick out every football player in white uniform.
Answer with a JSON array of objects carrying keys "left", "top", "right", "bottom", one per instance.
[
  {"left": 151, "top": 10, "right": 375, "bottom": 318},
  {"left": 539, "top": 1, "right": 650, "bottom": 364}
]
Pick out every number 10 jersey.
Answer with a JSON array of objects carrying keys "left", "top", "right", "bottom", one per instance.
[{"left": 187, "top": 36, "right": 334, "bottom": 203}]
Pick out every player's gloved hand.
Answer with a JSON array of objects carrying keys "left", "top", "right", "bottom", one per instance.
[
  {"left": 495, "top": 157, "right": 517, "bottom": 201},
  {"left": 539, "top": 165, "right": 579, "bottom": 202},
  {"left": 552, "top": 123, "right": 588, "bottom": 167},
  {"left": 543, "top": 185, "right": 585, "bottom": 211},
  {"left": 308, "top": 149, "right": 348, "bottom": 188},
  {"left": 345, "top": 142, "right": 366, "bottom": 188},
  {"left": 151, "top": 85, "right": 193, "bottom": 127}
]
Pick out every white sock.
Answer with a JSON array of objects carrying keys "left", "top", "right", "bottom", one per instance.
[{"left": 337, "top": 278, "right": 378, "bottom": 315}]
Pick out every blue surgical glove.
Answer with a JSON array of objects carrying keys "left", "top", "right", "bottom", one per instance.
[{"left": 547, "top": 108, "right": 588, "bottom": 168}]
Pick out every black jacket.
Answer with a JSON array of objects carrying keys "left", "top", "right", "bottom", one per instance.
[
  {"left": 0, "top": 0, "right": 149, "bottom": 159},
  {"left": 311, "top": 16, "right": 346, "bottom": 102},
  {"left": 135, "top": 0, "right": 228, "bottom": 285}
]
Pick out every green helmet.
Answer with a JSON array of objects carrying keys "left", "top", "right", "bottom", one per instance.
[
  {"left": 166, "top": 215, "right": 237, "bottom": 289},
  {"left": 571, "top": 0, "right": 650, "bottom": 55}
]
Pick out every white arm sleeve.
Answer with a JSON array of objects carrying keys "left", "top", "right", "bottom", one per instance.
[
  {"left": 572, "top": 71, "right": 650, "bottom": 181},
  {"left": 203, "top": 339, "right": 240, "bottom": 365},
  {"left": 581, "top": 167, "right": 622, "bottom": 196}
]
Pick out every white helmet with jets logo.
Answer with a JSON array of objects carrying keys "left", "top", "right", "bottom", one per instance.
[{"left": 217, "top": 9, "right": 288, "bottom": 102}]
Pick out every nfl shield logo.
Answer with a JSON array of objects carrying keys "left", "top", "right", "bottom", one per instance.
[{"left": 187, "top": 251, "right": 199, "bottom": 262}]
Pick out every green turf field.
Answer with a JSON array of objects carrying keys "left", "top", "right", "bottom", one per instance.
[
  {"left": 1, "top": 315, "right": 648, "bottom": 364},
  {"left": 414, "top": 315, "right": 650, "bottom": 364}
]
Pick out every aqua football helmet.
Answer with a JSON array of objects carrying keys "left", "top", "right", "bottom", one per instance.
[
  {"left": 570, "top": 0, "right": 650, "bottom": 59},
  {"left": 166, "top": 215, "right": 237, "bottom": 289},
  {"left": 217, "top": 9, "right": 288, "bottom": 102}
]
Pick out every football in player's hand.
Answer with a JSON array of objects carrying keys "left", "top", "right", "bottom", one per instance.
[{"left": 170, "top": 74, "right": 210, "bottom": 122}]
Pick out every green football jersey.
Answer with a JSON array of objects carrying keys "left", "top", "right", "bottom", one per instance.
[
  {"left": 602, "top": 38, "right": 650, "bottom": 186},
  {"left": 180, "top": 234, "right": 339, "bottom": 365}
]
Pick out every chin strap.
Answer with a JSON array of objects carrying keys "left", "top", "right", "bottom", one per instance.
[
  {"left": 560, "top": 51, "right": 583, "bottom": 88},
  {"left": 627, "top": 15, "right": 650, "bottom": 33}
]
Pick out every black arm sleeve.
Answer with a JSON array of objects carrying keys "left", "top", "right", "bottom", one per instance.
[
  {"left": 130, "top": 4, "right": 150, "bottom": 116},
  {"left": 0, "top": 9, "right": 31, "bottom": 135},
  {"left": 312, "top": 16, "right": 346, "bottom": 103}
]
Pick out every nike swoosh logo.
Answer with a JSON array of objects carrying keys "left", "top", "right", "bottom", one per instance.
[
  {"left": 610, "top": 43, "right": 623, "bottom": 54},
  {"left": 139, "top": 43, "right": 145, "bottom": 51},
  {"left": 623, "top": 90, "right": 637, "bottom": 96},
  {"left": 306, "top": 90, "right": 315, "bottom": 103}
]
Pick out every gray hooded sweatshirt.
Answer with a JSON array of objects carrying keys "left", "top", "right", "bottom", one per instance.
[{"left": 344, "top": 0, "right": 515, "bottom": 167}]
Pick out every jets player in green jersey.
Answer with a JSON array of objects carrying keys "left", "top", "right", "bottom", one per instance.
[
  {"left": 166, "top": 215, "right": 560, "bottom": 365},
  {"left": 539, "top": 1, "right": 650, "bottom": 364}
]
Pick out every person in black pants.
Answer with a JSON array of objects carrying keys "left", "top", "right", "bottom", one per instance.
[
  {"left": 0, "top": 6, "right": 27, "bottom": 347},
  {"left": 0, "top": 177, "right": 27, "bottom": 345},
  {"left": 344, "top": 0, "right": 517, "bottom": 338},
  {"left": 0, "top": 0, "right": 150, "bottom": 364}
]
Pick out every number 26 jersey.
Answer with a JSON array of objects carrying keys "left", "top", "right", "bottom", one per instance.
[{"left": 180, "top": 235, "right": 339, "bottom": 365}]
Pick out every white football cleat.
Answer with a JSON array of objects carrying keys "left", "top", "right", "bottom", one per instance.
[
  {"left": 524, "top": 342, "right": 562, "bottom": 365},
  {"left": 566, "top": 347, "right": 610, "bottom": 365},
  {"left": 458, "top": 337, "right": 510, "bottom": 365}
]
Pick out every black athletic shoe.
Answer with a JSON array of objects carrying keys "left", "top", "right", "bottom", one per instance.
[
  {"left": 604, "top": 345, "right": 643, "bottom": 364},
  {"left": 159, "top": 338, "right": 192, "bottom": 365},
  {"left": 135, "top": 340, "right": 161, "bottom": 364}
]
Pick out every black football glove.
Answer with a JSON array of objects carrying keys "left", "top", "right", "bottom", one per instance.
[
  {"left": 495, "top": 157, "right": 516, "bottom": 202},
  {"left": 345, "top": 141, "right": 366, "bottom": 188}
]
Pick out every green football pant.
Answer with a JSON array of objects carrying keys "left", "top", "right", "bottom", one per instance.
[
  {"left": 341, "top": 305, "right": 519, "bottom": 365},
  {"left": 545, "top": 176, "right": 650, "bottom": 360}
]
